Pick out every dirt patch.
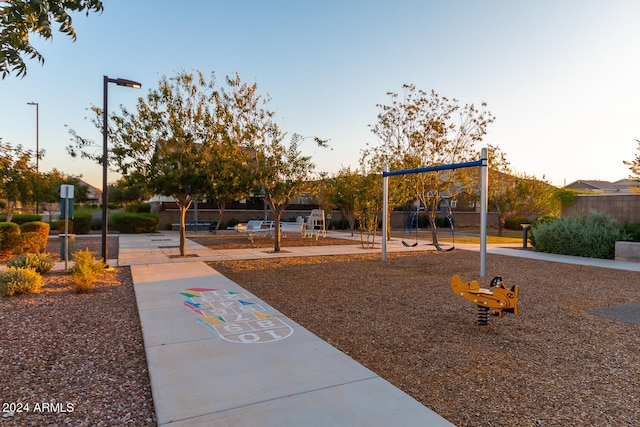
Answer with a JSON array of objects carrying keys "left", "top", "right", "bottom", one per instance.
[{"left": 209, "top": 251, "right": 640, "bottom": 427}]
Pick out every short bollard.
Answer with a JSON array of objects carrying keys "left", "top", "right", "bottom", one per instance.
[{"left": 521, "top": 223, "right": 532, "bottom": 249}]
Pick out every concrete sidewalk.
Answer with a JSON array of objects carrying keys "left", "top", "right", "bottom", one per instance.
[{"left": 122, "top": 232, "right": 455, "bottom": 426}]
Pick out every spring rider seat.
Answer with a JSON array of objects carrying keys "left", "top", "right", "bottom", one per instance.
[{"left": 451, "top": 275, "right": 519, "bottom": 325}]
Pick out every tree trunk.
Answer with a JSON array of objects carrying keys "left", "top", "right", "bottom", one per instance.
[
  {"left": 216, "top": 203, "right": 226, "bottom": 232},
  {"left": 179, "top": 204, "right": 188, "bottom": 257}
]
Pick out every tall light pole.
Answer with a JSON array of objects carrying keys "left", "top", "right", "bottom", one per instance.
[
  {"left": 102, "top": 76, "right": 142, "bottom": 263},
  {"left": 27, "top": 102, "right": 39, "bottom": 213}
]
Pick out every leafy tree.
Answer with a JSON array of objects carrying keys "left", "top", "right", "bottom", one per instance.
[
  {"left": 483, "top": 145, "right": 558, "bottom": 234},
  {"left": 203, "top": 74, "right": 270, "bottom": 231},
  {"left": 328, "top": 167, "right": 361, "bottom": 235},
  {"left": 367, "top": 85, "right": 494, "bottom": 246},
  {"left": 623, "top": 139, "right": 640, "bottom": 187},
  {"left": 108, "top": 176, "right": 152, "bottom": 211},
  {"left": 250, "top": 133, "right": 328, "bottom": 252},
  {"left": 69, "top": 71, "right": 214, "bottom": 255},
  {"left": 486, "top": 144, "right": 520, "bottom": 235},
  {"left": 39, "top": 169, "right": 90, "bottom": 208},
  {"left": 0, "top": 140, "right": 38, "bottom": 220},
  {"left": 353, "top": 169, "right": 383, "bottom": 248},
  {"left": 1, "top": 0, "right": 103, "bottom": 78}
]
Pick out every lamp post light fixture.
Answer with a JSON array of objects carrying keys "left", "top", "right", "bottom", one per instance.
[
  {"left": 27, "top": 101, "right": 39, "bottom": 213},
  {"left": 102, "top": 76, "right": 142, "bottom": 263}
]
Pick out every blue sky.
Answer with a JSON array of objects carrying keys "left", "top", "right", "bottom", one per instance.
[{"left": 1, "top": 0, "right": 639, "bottom": 189}]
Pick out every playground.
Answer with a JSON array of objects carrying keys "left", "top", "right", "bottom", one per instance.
[
  {"left": 2, "top": 231, "right": 638, "bottom": 426},
  {"left": 209, "top": 249, "right": 640, "bottom": 427}
]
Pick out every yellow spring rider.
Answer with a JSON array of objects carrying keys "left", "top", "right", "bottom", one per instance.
[{"left": 451, "top": 275, "right": 519, "bottom": 325}]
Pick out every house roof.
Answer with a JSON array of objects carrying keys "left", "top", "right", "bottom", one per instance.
[{"left": 564, "top": 179, "right": 639, "bottom": 193}]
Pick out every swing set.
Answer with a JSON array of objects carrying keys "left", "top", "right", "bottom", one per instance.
[
  {"left": 382, "top": 149, "right": 519, "bottom": 326},
  {"left": 382, "top": 147, "right": 489, "bottom": 276}
]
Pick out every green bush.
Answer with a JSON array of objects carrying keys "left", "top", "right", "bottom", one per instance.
[
  {"left": 20, "top": 221, "right": 50, "bottom": 251},
  {"left": 504, "top": 216, "right": 532, "bottom": 230},
  {"left": 7, "top": 253, "right": 53, "bottom": 274},
  {"left": 529, "top": 216, "right": 557, "bottom": 247},
  {"left": 10, "top": 214, "right": 42, "bottom": 225},
  {"left": 531, "top": 212, "right": 627, "bottom": 259},
  {"left": 0, "top": 222, "right": 21, "bottom": 255},
  {"left": 16, "top": 232, "right": 46, "bottom": 255},
  {"left": 0, "top": 266, "right": 43, "bottom": 297},
  {"left": 111, "top": 213, "right": 159, "bottom": 233},
  {"left": 73, "top": 211, "right": 93, "bottom": 234},
  {"left": 71, "top": 248, "right": 106, "bottom": 293},
  {"left": 621, "top": 222, "right": 640, "bottom": 242},
  {"left": 125, "top": 202, "right": 151, "bottom": 213}
]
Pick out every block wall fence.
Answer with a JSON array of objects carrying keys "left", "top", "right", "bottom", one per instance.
[{"left": 562, "top": 194, "right": 640, "bottom": 224}]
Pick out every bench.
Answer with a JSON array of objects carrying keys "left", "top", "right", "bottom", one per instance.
[{"left": 171, "top": 220, "right": 219, "bottom": 233}]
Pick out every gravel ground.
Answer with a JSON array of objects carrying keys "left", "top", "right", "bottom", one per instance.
[
  {"left": 0, "top": 237, "right": 155, "bottom": 426},
  {"left": 2, "top": 234, "right": 638, "bottom": 426},
  {"left": 210, "top": 250, "right": 640, "bottom": 427}
]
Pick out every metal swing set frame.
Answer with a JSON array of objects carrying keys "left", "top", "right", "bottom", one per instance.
[{"left": 382, "top": 147, "right": 489, "bottom": 277}]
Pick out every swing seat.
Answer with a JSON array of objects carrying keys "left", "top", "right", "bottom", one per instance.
[{"left": 402, "top": 240, "right": 418, "bottom": 247}]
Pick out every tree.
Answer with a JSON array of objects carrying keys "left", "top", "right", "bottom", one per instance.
[
  {"left": 0, "top": 140, "right": 38, "bottom": 220},
  {"left": 328, "top": 167, "right": 362, "bottom": 236},
  {"left": 484, "top": 145, "right": 557, "bottom": 234},
  {"left": 486, "top": 144, "right": 520, "bottom": 235},
  {"left": 69, "top": 70, "right": 216, "bottom": 256},
  {"left": 1, "top": 0, "right": 103, "bottom": 78},
  {"left": 624, "top": 139, "right": 640, "bottom": 185},
  {"left": 108, "top": 176, "right": 152, "bottom": 211},
  {"left": 250, "top": 133, "right": 328, "bottom": 252},
  {"left": 352, "top": 168, "right": 384, "bottom": 248},
  {"left": 367, "top": 85, "right": 494, "bottom": 246},
  {"left": 39, "top": 169, "right": 89, "bottom": 207},
  {"left": 203, "top": 74, "right": 270, "bottom": 231}
]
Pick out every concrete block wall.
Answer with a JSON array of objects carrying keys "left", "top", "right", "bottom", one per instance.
[{"left": 563, "top": 194, "right": 640, "bottom": 224}]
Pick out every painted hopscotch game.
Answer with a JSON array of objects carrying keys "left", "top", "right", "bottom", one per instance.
[{"left": 179, "top": 287, "right": 294, "bottom": 344}]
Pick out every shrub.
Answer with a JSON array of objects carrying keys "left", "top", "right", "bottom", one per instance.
[
  {"left": 111, "top": 213, "right": 159, "bottom": 233},
  {"left": 16, "top": 232, "right": 46, "bottom": 255},
  {"left": 0, "top": 266, "right": 43, "bottom": 297},
  {"left": 0, "top": 222, "right": 21, "bottom": 256},
  {"left": 10, "top": 214, "right": 42, "bottom": 225},
  {"left": 73, "top": 211, "right": 93, "bottom": 234},
  {"left": 58, "top": 218, "right": 73, "bottom": 233},
  {"left": 125, "top": 202, "right": 151, "bottom": 213},
  {"left": 7, "top": 253, "right": 53, "bottom": 274},
  {"left": 504, "top": 216, "right": 532, "bottom": 230},
  {"left": 621, "top": 222, "right": 640, "bottom": 242},
  {"left": 20, "top": 221, "right": 50, "bottom": 251},
  {"left": 531, "top": 211, "right": 627, "bottom": 259},
  {"left": 71, "top": 248, "right": 106, "bottom": 293}
]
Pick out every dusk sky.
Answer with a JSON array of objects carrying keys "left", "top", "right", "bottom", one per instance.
[{"left": 1, "top": 0, "right": 639, "bottom": 189}]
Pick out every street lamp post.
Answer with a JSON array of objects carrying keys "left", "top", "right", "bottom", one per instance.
[
  {"left": 27, "top": 102, "right": 39, "bottom": 213},
  {"left": 102, "top": 76, "right": 141, "bottom": 264}
]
